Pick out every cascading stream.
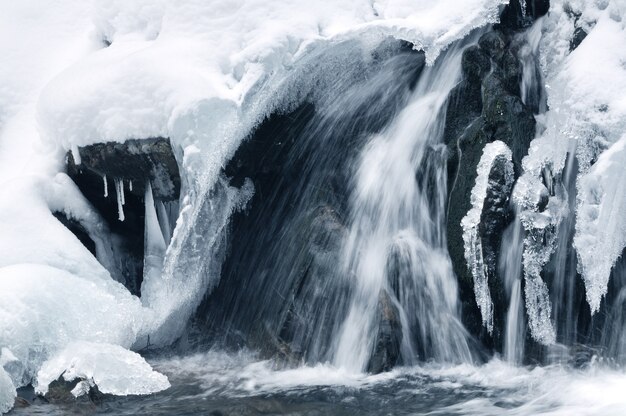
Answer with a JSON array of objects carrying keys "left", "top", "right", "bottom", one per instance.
[{"left": 333, "top": 42, "right": 474, "bottom": 372}]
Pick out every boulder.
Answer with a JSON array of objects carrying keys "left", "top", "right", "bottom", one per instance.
[{"left": 367, "top": 290, "right": 403, "bottom": 374}]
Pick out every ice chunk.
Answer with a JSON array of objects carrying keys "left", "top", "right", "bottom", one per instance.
[
  {"left": 461, "top": 141, "right": 514, "bottom": 334},
  {"left": 0, "top": 349, "right": 17, "bottom": 415},
  {"left": 36, "top": 341, "right": 170, "bottom": 397},
  {"left": 0, "top": 263, "right": 145, "bottom": 387},
  {"left": 0, "top": 367, "right": 15, "bottom": 415}
]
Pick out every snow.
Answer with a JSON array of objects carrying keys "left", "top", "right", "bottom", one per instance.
[
  {"left": 36, "top": 341, "right": 170, "bottom": 396},
  {"left": 461, "top": 141, "right": 514, "bottom": 334},
  {"left": 515, "top": 0, "right": 626, "bottom": 323},
  {"left": 575, "top": 134, "right": 626, "bottom": 313}
]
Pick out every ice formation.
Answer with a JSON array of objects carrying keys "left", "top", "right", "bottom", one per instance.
[
  {"left": 462, "top": 141, "right": 514, "bottom": 334},
  {"left": 0, "top": 351, "right": 16, "bottom": 415},
  {"left": 36, "top": 341, "right": 170, "bottom": 396},
  {"left": 575, "top": 134, "right": 626, "bottom": 313},
  {"left": 512, "top": 0, "right": 626, "bottom": 337}
]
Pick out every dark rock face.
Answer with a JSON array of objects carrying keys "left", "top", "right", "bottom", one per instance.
[
  {"left": 445, "top": 8, "right": 545, "bottom": 349},
  {"left": 367, "top": 290, "right": 403, "bottom": 374},
  {"left": 498, "top": 0, "right": 550, "bottom": 31},
  {"left": 65, "top": 137, "right": 180, "bottom": 295},
  {"left": 69, "top": 138, "right": 180, "bottom": 201},
  {"left": 39, "top": 378, "right": 105, "bottom": 411}
]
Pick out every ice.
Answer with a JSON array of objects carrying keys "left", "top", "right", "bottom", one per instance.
[
  {"left": 517, "top": 0, "right": 626, "bottom": 319},
  {"left": 461, "top": 141, "right": 514, "bottom": 334},
  {"left": 36, "top": 341, "right": 170, "bottom": 396},
  {"left": 0, "top": 263, "right": 146, "bottom": 384},
  {"left": 103, "top": 174, "right": 109, "bottom": 198},
  {"left": 142, "top": 182, "right": 167, "bottom": 299},
  {"left": 115, "top": 178, "right": 126, "bottom": 221},
  {"left": 0, "top": 367, "right": 14, "bottom": 415},
  {"left": 0, "top": 350, "right": 16, "bottom": 415},
  {"left": 575, "top": 134, "right": 626, "bottom": 313}
]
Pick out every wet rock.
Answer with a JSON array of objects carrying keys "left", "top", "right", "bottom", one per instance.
[
  {"left": 570, "top": 27, "right": 588, "bottom": 51},
  {"left": 478, "top": 31, "right": 506, "bottom": 61},
  {"left": 462, "top": 46, "right": 491, "bottom": 81},
  {"left": 498, "top": 0, "right": 550, "bottom": 31},
  {"left": 444, "top": 14, "right": 538, "bottom": 349},
  {"left": 68, "top": 137, "right": 180, "bottom": 201},
  {"left": 481, "top": 74, "right": 535, "bottom": 170},
  {"left": 367, "top": 290, "right": 403, "bottom": 374},
  {"left": 41, "top": 377, "right": 104, "bottom": 407}
]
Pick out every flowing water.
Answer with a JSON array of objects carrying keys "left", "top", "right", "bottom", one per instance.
[
  {"left": 333, "top": 41, "right": 472, "bottom": 371},
  {"left": 10, "top": 20, "right": 626, "bottom": 416},
  {"left": 12, "top": 353, "right": 626, "bottom": 415}
]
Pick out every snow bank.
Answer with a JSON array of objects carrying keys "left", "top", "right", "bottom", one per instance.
[
  {"left": 36, "top": 341, "right": 169, "bottom": 397},
  {"left": 462, "top": 141, "right": 514, "bottom": 334}
]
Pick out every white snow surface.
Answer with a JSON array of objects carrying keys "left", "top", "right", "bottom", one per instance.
[
  {"left": 36, "top": 341, "right": 170, "bottom": 396},
  {"left": 461, "top": 141, "right": 514, "bottom": 334},
  {"left": 0, "top": 0, "right": 511, "bottom": 409}
]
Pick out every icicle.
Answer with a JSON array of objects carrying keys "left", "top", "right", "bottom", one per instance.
[
  {"left": 115, "top": 178, "right": 125, "bottom": 222},
  {"left": 129, "top": 180, "right": 133, "bottom": 192},
  {"left": 156, "top": 200, "right": 172, "bottom": 246},
  {"left": 70, "top": 144, "right": 81, "bottom": 165},
  {"left": 141, "top": 181, "right": 167, "bottom": 296},
  {"left": 103, "top": 175, "right": 108, "bottom": 198},
  {"left": 120, "top": 179, "right": 126, "bottom": 205}
]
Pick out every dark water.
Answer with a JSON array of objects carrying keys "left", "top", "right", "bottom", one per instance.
[{"left": 11, "top": 351, "right": 626, "bottom": 416}]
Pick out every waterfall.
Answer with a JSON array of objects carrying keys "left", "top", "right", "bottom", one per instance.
[
  {"left": 332, "top": 42, "right": 474, "bottom": 371},
  {"left": 500, "top": 216, "right": 525, "bottom": 365}
]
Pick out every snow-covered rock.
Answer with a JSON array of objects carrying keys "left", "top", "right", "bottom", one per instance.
[{"left": 462, "top": 141, "right": 514, "bottom": 334}]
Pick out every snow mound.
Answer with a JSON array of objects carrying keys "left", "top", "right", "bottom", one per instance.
[
  {"left": 36, "top": 341, "right": 170, "bottom": 396},
  {"left": 462, "top": 141, "right": 514, "bottom": 334}
]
